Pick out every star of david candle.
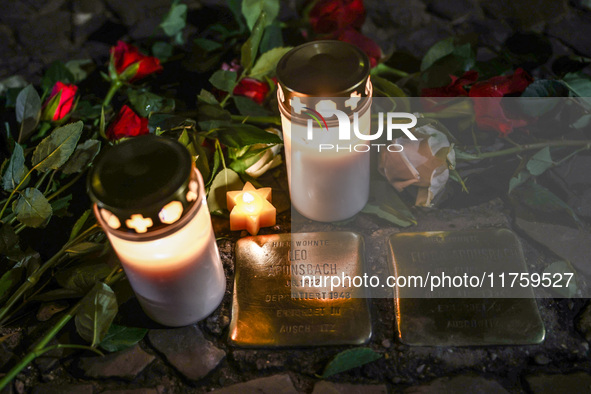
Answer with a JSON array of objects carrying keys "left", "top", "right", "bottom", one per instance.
[
  {"left": 276, "top": 40, "right": 373, "bottom": 222},
  {"left": 88, "top": 135, "right": 225, "bottom": 327}
]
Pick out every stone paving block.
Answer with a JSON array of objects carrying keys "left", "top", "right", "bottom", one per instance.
[
  {"left": 404, "top": 374, "right": 509, "bottom": 393},
  {"left": 212, "top": 374, "right": 299, "bottom": 394},
  {"left": 312, "top": 381, "right": 388, "bottom": 394},
  {"left": 148, "top": 325, "right": 225, "bottom": 381},
  {"left": 79, "top": 344, "right": 155, "bottom": 380},
  {"left": 525, "top": 372, "right": 591, "bottom": 394}
]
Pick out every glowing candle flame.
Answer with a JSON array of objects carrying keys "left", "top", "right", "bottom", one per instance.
[{"left": 242, "top": 192, "right": 255, "bottom": 203}]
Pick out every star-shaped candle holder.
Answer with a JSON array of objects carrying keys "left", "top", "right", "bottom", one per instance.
[{"left": 227, "top": 182, "right": 276, "bottom": 235}]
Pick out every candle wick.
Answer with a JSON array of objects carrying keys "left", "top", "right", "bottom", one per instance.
[{"left": 243, "top": 192, "right": 255, "bottom": 203}]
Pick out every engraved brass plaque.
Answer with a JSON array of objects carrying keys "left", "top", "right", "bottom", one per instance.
[
  {"left": 389, "top": 229, "right": 545, "bottom": 346},
  {"left": 230, "top": 232, "right": 372, "bottom": 347}
]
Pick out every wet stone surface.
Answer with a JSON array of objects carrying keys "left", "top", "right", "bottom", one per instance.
[
  {"left": 148, "top": 325, "right": 226, "bottom": 381},
  {"left": 78, "top": 344, "right": 155, "bottom": 380}
]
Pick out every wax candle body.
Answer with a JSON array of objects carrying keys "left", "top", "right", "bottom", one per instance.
[
  {"left": 227, "top": 183, "right": 275, "bottom": 235},
  {"left": 95, "top": 170, "right": 225, "bottom": 327},
  {"left": 280, "top": 108, "right": 370, "bottom": 222}
]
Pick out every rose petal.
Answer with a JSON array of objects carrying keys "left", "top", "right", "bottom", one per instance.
[
  {"left": 106, "top": 105, "right": 149, "bottom": 140},
  {"left": 309, "top": 0, "right": 366, "bottom": 34},
  {"left": 336, "top": 28, "right": 382, "bottom": 68},
  {"left": 110, "top": 41, "right": 162, "bottom": 83}
]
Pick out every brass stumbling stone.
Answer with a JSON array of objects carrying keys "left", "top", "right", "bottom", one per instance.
[
  {"left": 389, "top": 229, "right": 545, "bottom": 346},
  {"left": 229, "top": 232, "right": 372, "bottom": 347}
]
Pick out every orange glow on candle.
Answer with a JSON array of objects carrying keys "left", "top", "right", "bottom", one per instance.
[{"left": 227, "top": 182, "right": 276, "bottom": 235}]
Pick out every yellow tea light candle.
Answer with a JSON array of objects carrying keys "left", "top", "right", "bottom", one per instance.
[{"left": 227, "top": 182, "right": 275, "bottom": 235}]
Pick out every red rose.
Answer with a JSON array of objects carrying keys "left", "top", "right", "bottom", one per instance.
[
  {"left": 110, "top": 41, "right": 163, "bottom": 83},
  {"left": 469, "top": 68, "right": 533, "bottom": 136},
  {"left": 469, "top": 68, "right": 533, "bottom": 98},
  {"left": 233, "top": 78, "right": 270, "bottom": 104},
  {"left": 106, "top": 105, "right": 149, "bottom": 140},
  {"left": 421, "top": 70, "right": 479, "bottom": 97},
  {"left": 336, "top": 28, "right": 382, "bottom": 68},
  {"left": 41, "top": 81, "right": 78, "bottom": 121},
  {"left": 309, "top": 0, "right": 366, "bottom": 34}
]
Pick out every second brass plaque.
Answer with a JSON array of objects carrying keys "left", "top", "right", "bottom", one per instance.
[
  {"left": 230, "top": 232, "right": 372, "bottom": 347},
  {"left": 389, "top": 229, "right": 545, "bottom": 346}
]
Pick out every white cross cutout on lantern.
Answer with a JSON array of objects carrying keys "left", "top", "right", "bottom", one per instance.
[
  {"left": 290, "top": 96, "right": 306, "bottom": 114},
  {"left": 126, "top": 214, "right": 153, "bottom": 233},
  {"left": 345, "top": 91, "right": 362, "bottom": 110}
]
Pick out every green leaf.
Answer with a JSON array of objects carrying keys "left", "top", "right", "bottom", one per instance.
[
  {"left": 74, "top": 101, "right": 102, "bottom": 119},
  {"left": 152, "top": 41, "right": 174, "bottom": 61},
  {"left": 0, "top": 267, "right": 24, "bottom": 303},
  {"left": 361, "top": 181, "right": 416, "bottom": 227},
  {"left": 56, "top": 261, "right": 112, "bottom": 293},
  {"left": 31, "top": 121, "right": 84, "bottom": 172},
  {"left": 15, "top": 84, "right": 41, "bottom": 143},
  {"left": 421, "top": 37, "right": 455, "bottom": 71},
  {"left": 421, "top": 43, "right": 476, "bottom": 89},
  {"left": 51, "top": 194, "right": 72, "bottom": 217},
  {"left": 61, "top": 139, "right": 101, "bottom": 174},
  {"left": 75, "top": 282, "right": 118, "bottom": 347},
  {"left": 65, "top": 59, "right": 94, "bottom": 83},
  {"left": 178, "top": 130, "right": 211, "bottom": 181},
  {"left": 508, "top": 171, "right": 530, "bottom": 193},
  {"left": 260, "top": 20, "right": 283, "bottom": 53},
  {"left": 160, "top": 2, "right": 188, "bottom": 38},
  {"left": 207, "top": 168, "right": 244, "bottom": 215},
  {"left": 526, "top": 147, "right": 553, "bottom": 176},
  {"left": 522, "top": 80, "right": 568, "bottom": 97},
  {"left": 321, "top": 348, "right": 382, "bottom": 378},
  {"left": 571, "top": 114, "right": 591, "bottom": 129},
  {"left": 0, "top": 224, "right": 19, "bottom": 257},
  {"left": 227, "top": 0, "right": 246, "bottom": 31},
  {"left": 32, "top": 288, "right": 86, "bottom": 302},
  {"left": 515, "top": 181, "right": 580, "bottom": 224},
  {"left": 241, "top": 0, "right": 279, "bottom": 31},
  {"left": 2, "top": 143, "right": 29, "bottom": 191},
  {"left": 197, "top": 89, "right": 219, "bottom": 105},
  {"left": 69, "top": 210, "right": 92, "bottom": 241},
  {"left": 208, "top": 148, "right": 222, "bottom": 186},
  {"left": 217, "top": 124, "right": 282, "bottom": 148},
  {"left": 563, "top": 72, "right": 591, "bottom": 108},
  {"left": 543, "top": 261, "right": 577, "bottom": 298},
  {"left": 65, "top": 241, "right": 103, "bottom": 255},
  {"left": 198, "top": 104, "right": 232, "bottom": 122},
  {"left": 234, "top": 95, "right": 273, "bottom": 116},
  {"left": 209, "top": 70, "right": 237, "bottom": 92},
  {"left": 194, "top": 38, "right": 223, "bottom": 53},
  {"left": 99, "top": 324, "right": 148, "bottom": 352},
  {"left": 370, "top": 74, "right": 407, "bottom": 97},
  {"left": 41, "top": 61, "right": 75, "bottom": 93},
  {"left": 128, "top": 90, "right": 175, "bottom": 117},
  {"left": 229, "top": 147, "right": 269, "bottom": 173},
  {"left": 249, "top": 47, "right": 293, "bottom": 79},
  {"left": 12, "top": 188, "right": 52, "bottom": 228},
  {"left": 519, "top": 80, "right": 568, "bottom": 117},
  {"left": 241, "top": 11, "right": 266, "bottom": 71}
]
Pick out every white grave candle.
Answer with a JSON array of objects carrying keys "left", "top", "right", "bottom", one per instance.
[
  {"left": 88, "top": 135, "right": 225, "bottom": 327},
  {"left": 276, "top": 41, "right": 373, "bottom": 222}
]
